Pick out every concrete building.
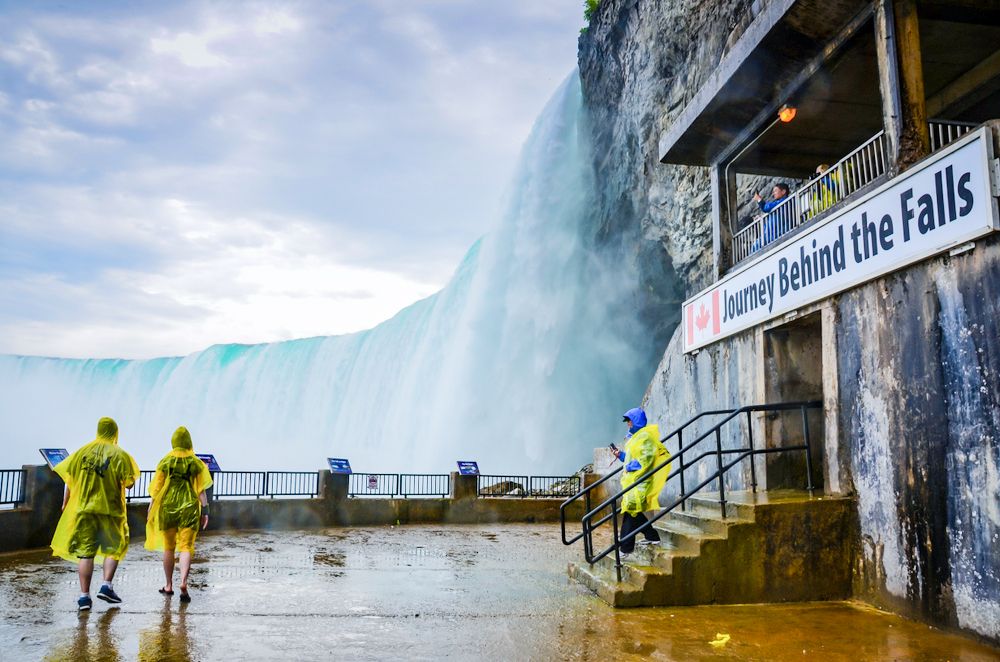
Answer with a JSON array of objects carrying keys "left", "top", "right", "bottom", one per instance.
[{"left": 648, "top": 0, "right": 1000, "bottom": 642}]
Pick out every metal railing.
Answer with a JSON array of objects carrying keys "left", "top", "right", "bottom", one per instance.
[
  {"left": 478, "top": 475, "right": 530, "bottom": 497},
  {"left": 560, "top": 401, "right": 822, "bottom": 581},
  {"left": 732, "top": 120, "right": 979, "bottom": 266},
  {"left": 265, "top": 471, "right": 320, "bottom": 498},
  {"left": 125, "top": 470, "right": 158, "bottom": 502},
  {"left": 0, "top": 469, "right": 26, "bottom": 506},
  {"left": 929, "top": 119, "right": 976, "bottom": 152},
  {"left": 529, "top": 475, "right": 581, "bottom": 498},
  {"left": 733, "top": 132, "right": 889, "bottom": 264},
  {"left": 398, "top": 473, "right": 450, "bottom": 498},
  {"left": 212, "top": 471, "right": 267, "bottom": 498},
  {"left": 349, "top": 473, "right": 399, "bottom": 497}
]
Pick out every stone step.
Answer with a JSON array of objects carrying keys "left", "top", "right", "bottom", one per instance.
[
  {"left": 684, "top": 493, "right": 758, "bottom": 520},
  {"left": 652, "top": 518, "right": 725, "bottom": 554},
  {"left": 567, "top": 561, "right": 645, "bottom": 608},
  {"left": 568, "top": 489, "right": 856, "bottom": 608},
  {"left": 665, "top": 509, "right": 751, "bottom": 536}
]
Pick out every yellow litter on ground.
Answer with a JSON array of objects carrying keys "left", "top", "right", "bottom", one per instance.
[{"left": 709, "top": 633, "right": 731, "bottom": 648}]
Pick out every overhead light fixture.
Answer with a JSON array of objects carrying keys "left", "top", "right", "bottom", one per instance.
[{"left": 778, "top": 105, "right": 797, "bottom": 123}]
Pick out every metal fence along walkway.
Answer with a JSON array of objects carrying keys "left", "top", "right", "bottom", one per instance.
[{"left": 0, "top": 469, "right": 581, "bottom": 503}]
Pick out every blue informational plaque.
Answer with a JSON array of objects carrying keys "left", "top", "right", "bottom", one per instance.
[
  {"left": 196, "top": 453, "right": 221, "bottom": 472},
  {"left": 39, "top": 448, "right": 69, "bottom": 469},
  {"left": 327, "top": 458, "right": 352, "bottom": 474},
  {"left": 457, "top": 461, "right": 480, "bottom": 476}
]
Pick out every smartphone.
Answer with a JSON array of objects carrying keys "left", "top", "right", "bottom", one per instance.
[{"left": 609, "top": 443, "right": 619, "bottom": 453}]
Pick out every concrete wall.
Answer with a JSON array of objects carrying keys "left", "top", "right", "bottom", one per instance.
[
  {"left": 643, "top": 232, "right": 1000, "bottom": 643},
  {"left": 1, "top": 469, "right": 586, "bottom": 556}
]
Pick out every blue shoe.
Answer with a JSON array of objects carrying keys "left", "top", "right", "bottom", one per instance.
[
  {"left": 78, "top": 595, "right": 93, "bottom": 611},
  {"left": 97, "top": 585, "right": 122, "bottom": 604}
]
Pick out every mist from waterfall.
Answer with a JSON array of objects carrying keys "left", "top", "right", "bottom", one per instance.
[{"left": 1, "top": 73, "right": 652, "bottom": 474}]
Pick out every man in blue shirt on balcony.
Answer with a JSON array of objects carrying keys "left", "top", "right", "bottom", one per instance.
[{"left": 751, "top": 183, "right": 790, "bottom": 252}]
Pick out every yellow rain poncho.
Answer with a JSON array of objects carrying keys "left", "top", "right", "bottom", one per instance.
[
  {"left": 620, "top": 423, "right": 671, "bottom": 515},
  {"left": 51, "top": 417, "right": 140, "bottom": 562},
  {"left": 145, "top": 427, "right": 213, "bottom": 554}
]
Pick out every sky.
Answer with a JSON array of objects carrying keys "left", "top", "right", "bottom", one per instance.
[{"left": 0, "top": 0, "right": 583, "bottom": 359}]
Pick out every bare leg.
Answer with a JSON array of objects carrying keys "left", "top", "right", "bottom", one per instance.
[
  {"left": 102, "top": 558, "right": 118, "bottom": 583},
  {"left": 163, "top": 550, "right": 175, "bottom": 592},
  {"left": 78, "top": 558, "right": 94, "bottom": 594},
  {"left": 178, "top": 552, "right": 192, "bottom": 592}
]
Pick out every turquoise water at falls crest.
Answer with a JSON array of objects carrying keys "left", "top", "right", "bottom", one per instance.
[{"left": 1, "top": 74, "right": 651, "bottom": 473}]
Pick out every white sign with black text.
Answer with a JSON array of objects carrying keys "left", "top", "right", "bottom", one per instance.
[{"left": 683, "top": 128, "right": 999, "bottom": 353}]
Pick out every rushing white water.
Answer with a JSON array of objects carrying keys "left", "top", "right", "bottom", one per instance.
[{"left": 1, "top": 74, "right": 651, "bottom": 473}]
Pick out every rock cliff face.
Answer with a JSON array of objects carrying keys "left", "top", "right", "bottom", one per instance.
[
  {"left": 579, "top": 0, "right": 1000, "bottom": 642},
  {"left": 578, "top": 0, "right": 760, "bottom": 346}
]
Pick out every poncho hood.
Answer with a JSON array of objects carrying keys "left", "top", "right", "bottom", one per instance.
[
  {"left": 171, "top": 426, "right": 193, "bottom": 451},
  {"left": 622, "top": 407, "right": 647, "bottom": 431},
  {"left": 96, "top": 417, "right": 119, "bottom": 445}
]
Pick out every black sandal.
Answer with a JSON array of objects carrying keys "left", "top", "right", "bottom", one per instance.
[
  {"left": 158, "top": 588, "right": 174, "bottom": 596},
  {"left": 179, "top": 590, "right": 191, "bottom": 603}
]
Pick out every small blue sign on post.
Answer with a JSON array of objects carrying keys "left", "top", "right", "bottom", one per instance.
[
  {"left": 39, "top": 448, "right": 69, "bottom": 469},
  {"left": 457, "top": 461, "right": 480, "bottom": 476},
  {"left": 196, "top": 454, "right": 221, "bottom": 472},
  {"left": 327, "top": 458, "right": 352, "bottom": 474}
]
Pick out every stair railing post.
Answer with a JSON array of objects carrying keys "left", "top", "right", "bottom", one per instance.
[
  {"left": 677, "top": 430, "right": 686, "bottom": 511},
  {"left": 612, "top": 505, "right": 623, "bottom": 583},
  {"left": 801, "top": 405, "right": 815, "bottom": 492},
  {"left": 746, "top": 410, "right": 758, "bottom": 493},
  {"left": 583, "top": 492, "right": 593, "bottom": 560},
  {"left": 715, "top": 428, "right": 727, "bottom": 519}
]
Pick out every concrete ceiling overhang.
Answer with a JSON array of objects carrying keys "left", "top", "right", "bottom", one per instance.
[
  {"left": 659, "top": 0, "right": 1000, "bottom": 176},
  {"left": 657, "top": 0, "right": 872, "bottom": 168}
]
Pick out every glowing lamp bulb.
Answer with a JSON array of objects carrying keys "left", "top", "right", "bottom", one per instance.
[{"left": 778, "top": 105, "right": 797, "bottom": 123}]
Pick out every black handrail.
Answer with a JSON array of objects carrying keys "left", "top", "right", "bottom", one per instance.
[
  {"left": 559, "top": 407, "right": 743, "bottom": 547},
  {"left": 561, "top": 401, "right": 822, "bottom": 581}
]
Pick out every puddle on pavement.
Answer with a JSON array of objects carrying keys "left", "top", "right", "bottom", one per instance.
[{"left": 0, "top": 524, "right": 997, "bottom": 661}]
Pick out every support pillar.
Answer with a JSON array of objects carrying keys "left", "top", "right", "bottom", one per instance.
[
  {"left": 710, "top": 164, "right": 736, "bottom": 277},
  {"left": 449, "top": 472, "right": 478, "bottom": 501},
  {"left": 875, "top": 0, "right": 929, "bottom": 173}
]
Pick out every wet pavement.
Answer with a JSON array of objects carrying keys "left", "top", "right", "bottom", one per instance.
[{"left": 1, "top": 524, "right": 997, "bottom": 661}]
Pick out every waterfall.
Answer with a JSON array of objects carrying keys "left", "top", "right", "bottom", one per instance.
[{"left": 1, "top": 73, "right": 652, "bottom": 473}]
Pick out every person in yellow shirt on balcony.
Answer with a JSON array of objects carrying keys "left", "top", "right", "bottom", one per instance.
[
  {"left": 145, "top": 426, "right": 213, "bottom": 603},
  {"left": 51, "top": 417, "right": 140, "bottom": 611}
]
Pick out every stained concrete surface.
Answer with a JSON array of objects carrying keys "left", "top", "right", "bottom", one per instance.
[{"left": 0, "top": 524, "right": 997, "bottom": 661}]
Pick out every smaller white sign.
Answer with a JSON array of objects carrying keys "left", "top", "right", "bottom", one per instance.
[{"left": 683, "top": 128, "right": 999, "bottom": 353}]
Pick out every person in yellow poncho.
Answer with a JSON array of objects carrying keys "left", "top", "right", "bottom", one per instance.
[
  {"left": 51, "top": 417, "right": 140, "bottom": 611},
  {"left": 611, "top": 407, "right": 670, "bottom": 556},
  {"left": 146, "top": 426, "right": 213, "bottom": 603}
]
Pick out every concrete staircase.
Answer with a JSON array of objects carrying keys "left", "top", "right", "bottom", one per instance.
[{"left": 567, "top": 490, "right": 856, "bottom": 607}]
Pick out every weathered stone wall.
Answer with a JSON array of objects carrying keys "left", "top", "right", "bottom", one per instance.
[
  {"left": 837, "top": 233, "right": 1000, "bottom": 640},
  {"left": 579, "top": 0, "right": 1000, "bottom": 643}
]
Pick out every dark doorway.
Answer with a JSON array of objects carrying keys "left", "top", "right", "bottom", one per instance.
[{"left": 763, "top": 312, "right": 825, "bottom": 491}]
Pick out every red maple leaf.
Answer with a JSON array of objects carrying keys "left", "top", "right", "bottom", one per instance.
[{"left": 695, "top": 303, "right": 710, "bottom": 331}]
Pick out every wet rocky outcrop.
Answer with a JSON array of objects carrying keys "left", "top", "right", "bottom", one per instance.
[
  {"left": 578, "top": 0, "right": 1000, "bottom": 643},
  {"left": 578, "top": 0, "right": 763, "bottom": 348}
]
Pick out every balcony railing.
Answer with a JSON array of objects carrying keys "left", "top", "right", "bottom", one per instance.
[
  {"left": 929, "top": 119, "right": 976, "bottom": 152},
  {"left": 731, "top": 119, "right": 978, "bottom": 266},
  {"left": 732, "top": 131, "right": 889, "bottom": 264}
]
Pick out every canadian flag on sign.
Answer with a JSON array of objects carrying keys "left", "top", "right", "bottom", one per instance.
[{"left": 685, "top": 290, "right": 721, "bottom": 350}]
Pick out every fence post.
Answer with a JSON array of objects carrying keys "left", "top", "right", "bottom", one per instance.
[
  {"left": 677, "top": 430, "right": 686, "bottom": 511},
  {"left": 715, "top": 428, "right": 727, "bottom": 519},
  {"left": 449, "top": 472, "right": 477, "bottom": 501},
  {"left": 747, "top": 410, "right": 758, "bottom": 493},
  {"left": 801, "top": 406, "right": 815, "bottom": 492}
]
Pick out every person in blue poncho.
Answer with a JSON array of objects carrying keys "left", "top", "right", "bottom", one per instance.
[
  {"left": 751, "top": 183, "right": 791, "bottom": 252},
  {"left": 609, "top": 407, "right": 670, "bottom": 556}
]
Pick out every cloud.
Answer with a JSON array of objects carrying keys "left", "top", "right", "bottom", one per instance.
[{"left": 0, "top": 0, "right": 583, "bottom": 358}]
